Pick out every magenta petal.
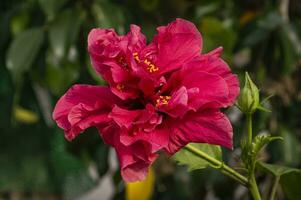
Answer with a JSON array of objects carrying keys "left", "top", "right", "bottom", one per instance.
[
  {"left": 155, "top": 18, "right": 202, "bottom": 74},
  {"left": 108, "top": 105, "right": 141, "bottom": 129},
  {"left": 52, "top": 84, "right": 120, "bottom": 140},
  {"left": 185, "top": 48, "right": 240, "bottom": 105},
  {"left": 166, "top": 69, "right": 230, "bottom": 111},
  {"left": 158, "top": 86, "right": 189, "bottom": 118},
  {"left": 119, "top": 128, "right": 169, "bottom": 153},
  {"left": 98, "top": 123, "right": 157, "bottom": 182},
  {"left": 117, "top": 142, "right": 158, "bottom": 182},
  {"left": 122, "top": 24, "right": 147, "bottom": 52},
  {"left": 164, "top": 110, "right": 233, "bottom": 154}
]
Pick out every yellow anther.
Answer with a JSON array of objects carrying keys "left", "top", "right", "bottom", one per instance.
[
  {"left": 144, "top": 59, "right": 151, "bottom": 65},
  {"left": 156, "top": 95, "right": 171, "bottom": 107},
  {"left": 133, "top": 53, "right": 159, "bottom": 73},
  {"left": 147, "top": 64, "right": 159, "bottom": 73},
  {"left": 116, "top": 84, "right": 124, "bottom": 91},
  {"left": 133, "top": 52, "right": 140, "bottom": 62}
]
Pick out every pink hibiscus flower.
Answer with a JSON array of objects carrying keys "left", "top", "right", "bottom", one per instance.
[{"left": 53, "top": 18, "right": 239, "bottom": 182}]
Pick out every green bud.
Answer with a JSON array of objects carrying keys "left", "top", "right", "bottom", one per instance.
[{"left": 237, "top": 72, "right": 260, "bottom": 114}]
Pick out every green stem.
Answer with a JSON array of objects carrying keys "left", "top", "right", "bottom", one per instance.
[
  {"left": 246, "top": 113, "right": 262, "bottom": 200},
  {"left": 184, "top": 144, "right": 248, "bottom": 186},
  {"left": 246, "top": 114, "right": 253, "bottom": 145},
  {"left": 249, "top": 174, "right": 262, "bottom": 200},
  {"left": 270, "top": 176, "right": 280, "bottom": 200}
]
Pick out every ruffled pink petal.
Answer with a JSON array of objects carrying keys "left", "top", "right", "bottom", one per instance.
[
  {"left": 164, "top": 109, "right": 233, "bottom": 154},
  {"left": 185, "top": 47, "right": 240, "bottom": 105},
  {"left": 108, "top": 105, "right": 165, "bottom": 152},
  {"left": 88, "top": 29, "right": 121, "bottom": 75},
  {"left": 155, "top": 18, "right": 202, "bottom": 75},
  {"left": 164, "top": 70, "right": 230, "bottom": 111},
  {"left": 117, "top": 142, "right": 157, "bottom": 182},
  {"left": 157, "top": 86, "right": 189, "bottom": 118},
  {"left": 121, "top": 25, "right": 147, "bottom": 52},
  {"left": 52, "top": 84, "right": 120, "bottom": 140},
  {"left": 98, "top": 123, "right": 157, "bottom": 182},
  {"left": 108, "top": 105, "right": 141, "bottom": 129},
  {"left": 88, "top": 26, "right": 148, "bottom": 100},
  {"left": 119, "top": 128, "right": 169, "bottom": 153}
]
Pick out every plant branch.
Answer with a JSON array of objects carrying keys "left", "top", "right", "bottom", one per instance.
[
  {"left": 249, "top": 174, "right": 262, "bottom": 200},
  {"left": 246, "top": 114, "right": 253, "bottom": 145},
  {"left": 245, "top": 113, "right": 262, "bottom": 200},
  {"left": 270, "top": 176, "right": 280, "bottom": 200},
  {"left": 184, "top": 144, "right": 248, "bottom": 186}
]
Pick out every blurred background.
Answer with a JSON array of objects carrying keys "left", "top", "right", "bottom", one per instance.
[{"left": 0, "top": 0, "right": 301, "bottom": 199}]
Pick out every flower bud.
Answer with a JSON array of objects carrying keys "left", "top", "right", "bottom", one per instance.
[{"left": 237, "top": 72, "right": 259, "bottom": 114}]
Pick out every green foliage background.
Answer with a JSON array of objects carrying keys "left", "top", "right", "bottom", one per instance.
[{"left": 0, "top": 0, "right": 301, "bottom": 199}]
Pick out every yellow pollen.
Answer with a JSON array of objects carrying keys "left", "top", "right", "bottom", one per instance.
[
  {"left": 156, "top": 95, "right": 171, "bottom": 107},
  {"left": 133, "top": 53, "right": 159, "bottom": 73},
  {"left": 116, "top": 84, "right": 124, "bottom": 91},
  {"left": 147, "top": 63, "right": 159, "bottom": 73},
  {"left": 133, "top": 52, "right": 140, "bottom": 62}
]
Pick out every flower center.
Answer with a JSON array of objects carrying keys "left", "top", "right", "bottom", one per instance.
[
  {"left": 117, "top": 56, "right": 129, "bottom": 71},
  {"left": 156, "top": 95, "right": 171, "bottom": 107},
  {"left": 133, "top": 52, "right": 159, "bottom": 73},
  {"left": 116, "top": 83, "right": 124, "bottom": 91}
]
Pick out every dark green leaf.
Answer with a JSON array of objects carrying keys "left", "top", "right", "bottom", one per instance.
[
  {"left": 257, "top": 162, "right": 301, "bottom": 200},
  {"left": 39, "top": 0, "right": 67, "bottom": 21},
  {"left": 257, "top": 162, "right": 301, "bottom": 177},
  {"left": 252, "top": 134, "right": 282, "bottom": 158},
  {"left": 281, "top": 127, "right": 300, "bottom": 165},
  {"left": 280, "top": 171, "right": 301, "bottom": 200},
  {"left": 173, "top": 143, "right": 222, "bottom": 171},
  {"left": 49, "top": 9, "right": 82, "bottom": 60},
  {"left": 6, "top": 28, "right": 44, "bottom": 85},
  {"left": 94, "top": 144, "right": 109, "bottom": 177}
]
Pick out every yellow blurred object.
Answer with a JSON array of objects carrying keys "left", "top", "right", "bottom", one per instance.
[
  {"left": 125, "top": 168, "right": 155, "bottom": 200},
  {"left": 239, "top": 11, "right": 260, "bottom": 26},
  {"left": 14, "top": 106, "right": 38, "bottom": 124}
]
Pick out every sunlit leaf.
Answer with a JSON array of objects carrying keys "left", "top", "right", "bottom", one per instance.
[
  {"left": 173, "top": 143, "right": 222, "bottom": 171},
  {"left": 10, "top": 12, "right": 29, "bottom": 36}
]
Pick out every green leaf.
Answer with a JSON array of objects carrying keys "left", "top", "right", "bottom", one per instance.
[
  {"left": 281, "top": 127, "right": 300, "bottom": 165},
  {"left": 92, "top": 2, "right": 125, "bottom": 34},
  {"left": 242, "top": 12, "right": 283, "bottom": 47},
  {"left": 257, "top": 162, "right": 301, "bottom": 200},
  {"left": 45, "top": 60, "right": 79, "bottom": 96},
  {"left": 49, "top": 130, "right": 96, "bottom": 197},
  {"left": 241, "top": 134, "right": 282, "bottom": 173},
  {"left": 94, "top": 144, "right": 109, "bottom": 177},
  {"left": 252, "top": 134, "right": 282, "bottom": 158},
  {"left": 173, "top": 143, "right": 221, "bottom": 171},
  {"left": 10, "top": 12, "right": 29, "bottom": 36},
  {"left": 257, "top": 162, "right": 301, "bottom": 177},
  {"left": 279, "top": 25, "right": 299, "bottom": 74},
  {"left": 280, "top": 171, "right": 301, "bottom": 200},
  {"left": 48, "top": 9, "right": 82, "bottom": 60},
  {"left": 6, "top": 28, "right": 44, "bottom": 86},
  {"left": 200, "top": 17, "right": 236, "bottom": 61},
  {"left": 39, "top": 0, "right": 67, "bottom": 21}
]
